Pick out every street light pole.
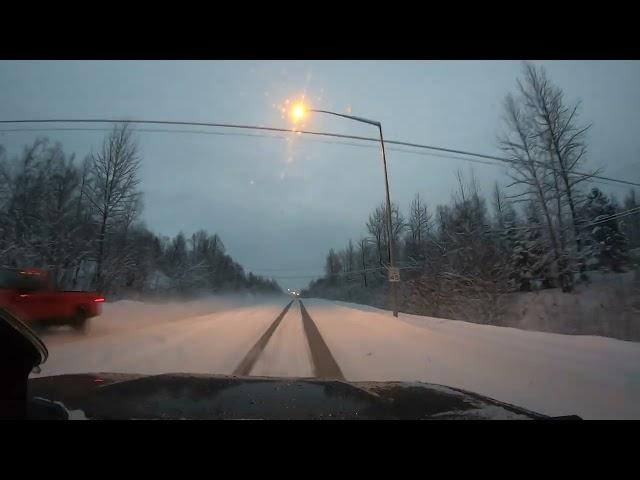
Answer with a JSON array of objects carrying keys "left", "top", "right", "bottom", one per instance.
[
  {"left": 308, "top": 109, "right": 399, "bottom": 317},
  {"left": 377, "top": 124, "right": 399, "bottom": 317}
]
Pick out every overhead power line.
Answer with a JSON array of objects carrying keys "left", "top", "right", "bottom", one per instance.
[
  {"left": 2, "top": 118, "right": 637, "bottom": 281},
  {"left": 484, "top": 205, "right": 640, "bottom": 234},
  {"left": 1, "top": 118, "right": 639, "bottom": 188},
  {"left": 0, "top": 125, "right": 626, "bottom": 190}
]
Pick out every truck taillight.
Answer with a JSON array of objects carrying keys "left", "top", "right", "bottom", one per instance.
[{"left": 94, "top": 297, "right": 105, "bottom": 303}]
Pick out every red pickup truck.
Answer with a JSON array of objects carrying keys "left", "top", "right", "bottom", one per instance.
[{"left": 0, "top": 268, "right": 104, "bottom": 331}]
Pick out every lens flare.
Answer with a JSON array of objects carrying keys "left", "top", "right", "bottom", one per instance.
[{"left": 291, "top": 103, "right": 306, "bottom": 122}]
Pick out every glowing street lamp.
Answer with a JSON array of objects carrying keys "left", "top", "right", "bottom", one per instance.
[
  {"left": 287, "top": 102, "right": 399, "bottom": 317},
  {"left": 291, "top": 103, "right": 306, "bottom": 123}
]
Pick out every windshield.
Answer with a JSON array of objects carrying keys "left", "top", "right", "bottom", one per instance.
[
  {"left": 1, "top": 60, "right": 639, "bottom": 420},
  {"left": 0, "top": 269, "right": 49, "bottom": 291}
]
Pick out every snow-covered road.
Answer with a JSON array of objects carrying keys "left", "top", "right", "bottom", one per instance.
[{"left": 32, "top": 296, "right": 640, "bottom": 419}]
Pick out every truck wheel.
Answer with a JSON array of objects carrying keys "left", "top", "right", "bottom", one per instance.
[{"left": 71, "top": 310, "right": 89, "bottom": 333}]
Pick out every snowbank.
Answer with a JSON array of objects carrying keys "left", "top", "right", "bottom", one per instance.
[{"left": 502, "top": 270, "right": 640, "bottom": 340}]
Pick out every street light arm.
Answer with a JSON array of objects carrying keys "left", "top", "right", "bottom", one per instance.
[
  {"left": 308, "top": 106, "right": 398, "bottom": 317},
  {"left": 309, "top": 109, "right": 381, "bottom": 127}
]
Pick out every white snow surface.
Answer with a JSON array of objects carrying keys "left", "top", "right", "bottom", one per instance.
[
  {"left": 303, "top": 298, "right": 640, "bottom": 420},
  {"left": 31, "top": 295, "right": 640, "bottom": 420},
  {"left": 250, "top": 304, "right": 313, "bottom": 378},
  {"left": 36, "top": 296, "right": 289, "bottom": 376},
  {"left": 501, "top": 271, "right": 639, "bottom": 335}
]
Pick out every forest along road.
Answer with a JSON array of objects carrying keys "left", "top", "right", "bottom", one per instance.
[{"left": 30, "top": 296, "right": 640, "bottom": 419}]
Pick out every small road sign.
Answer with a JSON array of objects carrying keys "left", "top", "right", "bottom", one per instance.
[{"left": 388, "top": 267, "right": 400, "bottom": 283}]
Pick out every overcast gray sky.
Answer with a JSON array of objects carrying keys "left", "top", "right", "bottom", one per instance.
[{"left": 1, "top": 60, "right": 639, "bottom": 289}]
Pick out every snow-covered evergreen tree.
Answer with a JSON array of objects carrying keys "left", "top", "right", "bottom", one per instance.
[
  {"left": 622, "top": 189, "right": 640, "bottom": 251},
  {"left": 582, "top": 187, "right": 629, "bottom": 272},
  {"left": 509, "top": 201, "right": 553, "bottom": 291}
]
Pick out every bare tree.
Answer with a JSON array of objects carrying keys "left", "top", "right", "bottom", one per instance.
[
  {"left": 385, "top": 202, "right": 406, "bottom": 263},
  {"left": 499, "top": 93, "right": 570, "bottom": 291},
  {"left": 407, "top": 193, "right": 431, "bottom": 260},
  {"left": 85, "top": 124, "right": 141, "bottom": 291},
  {"left": 416, "top": 171, "right": 511, "bottom": 323},
  {"left": 357, "top": 237, "right": 370, "bottom": 287},
  {"left": 71, "top": 156, "right": 96, "bottom": 289},
  {"left": 518, "top": 62, "right": 598, "bottom": 279},
  {"left": 344, "top": 239, "right": 356, "bottom": 282},
  {"left": 325, "top": 248, "right": 342, "bottom": 285},
  {"left": 0, "top": 139, "right": 93, "bottom": 287},
  {"left": 0, "top": 136, "right": 281, "bottom": 298},
  {"left": 366, "top": 201, "right": 406, "bottom": 266},
  {"left": 492, "top": 182, "right": 519, "bottom": 256},
  {"left": 492, "top": 182, "right": 506, "bottom": 230},
  {"left": 41, "top": 144, "right": 82, "bottom": 287},
  {"left": 366, "top": 205, "right": 386, "bottom": 265}
]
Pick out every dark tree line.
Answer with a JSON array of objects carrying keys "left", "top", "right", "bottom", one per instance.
[
  {"left": 303, "top": 63, "right": 639, "bottom": 325},
  {"left": 303, "top": 173, "right": 638, "bottom": 324},
  {"left": 0, "top": 124, "right": 281, "bottom": 297}
]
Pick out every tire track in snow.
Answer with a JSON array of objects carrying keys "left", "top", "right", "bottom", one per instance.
[
  {"left": 232, "top": 301, "right": 293, "bottom": 376},
  {"left": 299, "top": 301, "right": 344, "bottom": 380}
]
